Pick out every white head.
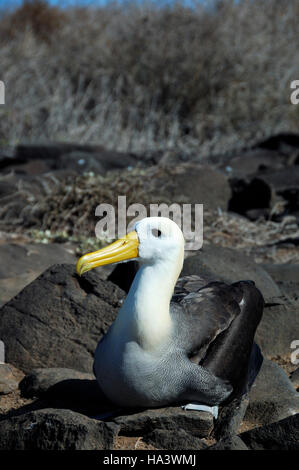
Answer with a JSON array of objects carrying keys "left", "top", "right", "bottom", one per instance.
[
  {"left": 77, "top": 216, "right": 185, "bottom": 275},
  {"left": 134, "top": 217, "right": 185, "bottom": 266}
]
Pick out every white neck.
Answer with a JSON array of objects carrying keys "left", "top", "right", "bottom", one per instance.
[{"left": 113, "top": 250, "right": 183, "bottom": 351}]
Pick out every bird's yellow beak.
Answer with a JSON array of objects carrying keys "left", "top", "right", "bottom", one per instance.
[{"left": 76, "top": 230, "right": 139, "bottom": 276}]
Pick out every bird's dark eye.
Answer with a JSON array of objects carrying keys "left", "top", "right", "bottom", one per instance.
[{"left": 152, "top": 229, "right": 162, "bottom": 238}]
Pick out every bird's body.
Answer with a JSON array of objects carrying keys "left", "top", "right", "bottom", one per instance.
[
  {"left": 94, "top": 276, "right": 263, "bottom": 408},
  {"left": 77, "top": 217, "right": 264, "bottom": 410}
]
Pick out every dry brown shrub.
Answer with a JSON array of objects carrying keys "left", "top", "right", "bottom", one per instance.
[
  {"left": 0, "top": 0, "right": 298, "bottom": 155},
  {"left": 0, "top": 0, "right": 66, "bottom": 43}
]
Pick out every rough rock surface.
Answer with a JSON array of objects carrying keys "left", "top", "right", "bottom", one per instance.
[
  {"left": 0, "top": 243, "right": 76, "bottom": 307},
  {"left": 112, "top": 407, "right": 214, "bottom": 439},
  {"left": 12, "top": 143, "right": 141, "bottom": 174},
  {"left": 219, "top": 149, "right": 285, "bottom": 179},
  {"left": 18, "top": 367, "right": 114, "bottom": 416},
  {"left": 207, "top": 435, "right": 248, "bottom": 450},
  {"left": 0, "top": 408, "right": 119, "bottom": 450},
  {"left": 244, "top": 359, "right": 299, "bottom": 426},
  {"left": 0, "top": 364, "right": 18, "bottom": 395},
  {"left": 240, "top": 413, "right": 299, "bottom": 450},
  {"left": 255, "top": 302, "right": 299, "bottom": 357},
  {"left": 262, "top": 262, "right": 299, "bottom": 285},
  {"left": 159, "top": 165, "right": 232, "bottom": 211},
  {"left": 182, "top": 243, "right": 280, "bottom": 301},
  {"left": 262, "top": 263, "right": 299, "bottom": 301},
  {"left": 257, "top": 167, "right": 299, "bottom": 195},
  {"left": 19, "top": 368, "right": 94, "bottom": 398},
  {"left": 0, "top": 244, "right": 75, "bottom": 280},
  {"left": 0, "top": 264, "right": 125, "bottom": 373},
  {"left": 143, "top": 428, "right": 207, "bottom": 450}
]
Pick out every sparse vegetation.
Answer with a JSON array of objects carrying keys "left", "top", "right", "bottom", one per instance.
[
  {"left": 0, "top": 0, "right": 298, "bottom": 156},
  {"left": 0, "top": 162, "right": 298, "bottom": 264}
]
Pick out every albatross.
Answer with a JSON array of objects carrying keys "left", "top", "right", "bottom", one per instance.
[{"left": 76, "top": 217, "right": 264, "bottom": 416}]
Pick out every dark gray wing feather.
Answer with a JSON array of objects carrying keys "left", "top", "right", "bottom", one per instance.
[
  {"left": 171, "top": 275, "right": 264, "bottom": 399},
  {"left": 171, "top": 275, "right": 244, "bottom": 363}
]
